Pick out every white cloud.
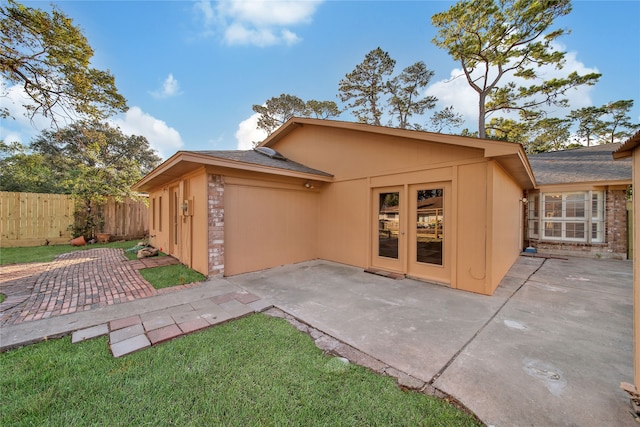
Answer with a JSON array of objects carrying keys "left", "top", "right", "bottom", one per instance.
[
  {"left": 112, "top": 106, "right": 184, "bottom": 159},
  {"left": 235, "top": 112, "right": 268, "bottom": 149},
  {"left": 149, "top": 73, "right": 182, "bottom": 99},
  {"left": 425, "top": 44, "right": 600, "bottom": 131},
  {"left": 0, "top": 77, "right": 183, "bottom": 159},
  {"left": 2, "top": 130, "right": 24, "bottom": 145},
  {"left": 194, "top": 0, "right": 321, "bottom": 47},
  {"left": 0, "top": 76, "right": 74, "bottom": 145}
]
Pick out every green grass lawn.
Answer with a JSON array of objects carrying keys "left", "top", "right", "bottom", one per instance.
[
  {"left": 0, "top": 314, "right": 480, "bottom": 426},
  {"left": 0, "top": 240, "right": 142, "bottom": 265},
  {"left": 140, "top": 264, "right": 206, "bottom": 289}
]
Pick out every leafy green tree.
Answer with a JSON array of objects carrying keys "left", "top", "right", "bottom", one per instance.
[
  {"left": 485, "top": 117, "right": 530, "bottom": 145},
  {"left": 338, "top": 47, "right": 396, "bottom": 126},
  {"left": 426, "top": 106, "right": 464, "bottom": 134},
  {"left": 527, "top": 117, "right": 571, "bottom": 153},
  {"left": 252, "top": 95, "right": 341, "bottom": 136},
  {"left": 0, "top": 0, "right": 127, "bottom": 124},
  {"left": 0, "top": 140, "right": 66, "bottom": 193},
  {"left": 568, "top": 106, "right": 606, "bottom": 147},
  {"left": 305, "top": 99, "right": 341, "bottom": 119},
  {"left": 387, "top": 61, "right": 437, "bottom": 129},
  {"left": 252, "top": 94, "right": 307, "bottom": 135},
  {"left": 431, "top": 0, "right": 601, "bottom": 138},
  {"left": 29, "top": 121, "right": 161, "bottom": 237},
  {"left": 600, "top": 100, "right": 639, "bottom": 144}
]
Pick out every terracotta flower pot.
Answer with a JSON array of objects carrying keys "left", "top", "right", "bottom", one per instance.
[
  {"left": 96, "top": 233, "right": 111, "bottom": 243},
  {"left": 70, "top": 236, "right": 86, "bottom": 246}
]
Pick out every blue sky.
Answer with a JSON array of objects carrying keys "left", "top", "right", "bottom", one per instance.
[{"left": 2, "top": 0, "right": 639, "bottom": 159}]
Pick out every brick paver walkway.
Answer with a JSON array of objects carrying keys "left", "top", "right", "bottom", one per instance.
[{"left": 0, "top": 248, "right": 181, "bottom": 326}]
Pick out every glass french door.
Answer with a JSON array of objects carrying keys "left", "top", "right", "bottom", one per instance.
[
  {"left": 372, "top": 183, "right": 451, "bottom": 284},
  {"left": 372, "top": 186, "right": 404, "bottom": 273},
  {"left": 408, "top": 182, "right": 451, "bottom": 284}
]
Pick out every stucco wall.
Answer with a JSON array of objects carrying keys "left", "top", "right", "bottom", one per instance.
[
  {"left": 223, "top": 180, "right": 318, "bottom": 276},
  {"left": 316, "top": 178, "right": 369, "bottom": 268},
  {"left": 145, "top": 169, "right": 211, "bottom": 276},
  {"left": 273, "top": 124, "right": 484, "bottom": 181},
  {"left": 488, "top": 161, "right": 525, "bottom": 293},
  {"left": 148, "top": 188, "right": 169, "bottom": 256},
  {"left": 633, "top": 150, "right": 640, "bottom": 387},
  {"left": 455, "top": 162, "right": 489, "bottom": 293}
]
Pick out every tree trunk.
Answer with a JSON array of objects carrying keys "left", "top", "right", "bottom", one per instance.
[{"left": 478, "top": 93, "right": 486, "bottom": 139}]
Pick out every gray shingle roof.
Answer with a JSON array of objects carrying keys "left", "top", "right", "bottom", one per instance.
[
  {"left": 528, "top": 143, "right": 631, "bottom": 185},
  {"left": 192, "top": 150, "right": 333, "bottom": 177}
]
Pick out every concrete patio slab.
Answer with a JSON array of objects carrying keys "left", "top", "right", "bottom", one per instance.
[
  {"left": 228, "top": 256, "right": 634, "bottom": 427},
  {"left": 219, "top": 299, "right": 254, "bottom": 318},
  {"left": 189, "top": 298, "right": 218, "bottom": 311}
]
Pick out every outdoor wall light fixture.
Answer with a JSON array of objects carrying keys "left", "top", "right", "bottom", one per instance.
[
  {"left": 304, "top": 181, "right": 314, "bottom": 189},
  {"left": 520, "top": 197, "right": 528, "bottom": 204}
]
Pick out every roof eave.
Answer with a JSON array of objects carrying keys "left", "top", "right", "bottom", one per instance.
[
  {"left": 613, "top": 130, "right": 640, "bottom": 159},
  {"left": 132, "top": 151, "right": 333, "bottom": 192},
  {"left": 535, "top": 178, "right": 632, "bottom": 190}
]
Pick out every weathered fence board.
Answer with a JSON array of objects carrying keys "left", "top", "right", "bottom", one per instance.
[
  {"left": 0, "top": 192, "right": 148, "bottom": 247},
  {"left": 0, "top": 192, "right": 74, "bottom": 247},
  {"left": 101, "top": 196, "right": 148, "bottom": 240}
]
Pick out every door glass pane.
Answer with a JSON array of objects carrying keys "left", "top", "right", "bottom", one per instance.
[
  {"left": 416, "top": 189, "right": 443, "bottom": 265},
  {"left": 378, "top": 192, "right": 399, "bottom": 259}
]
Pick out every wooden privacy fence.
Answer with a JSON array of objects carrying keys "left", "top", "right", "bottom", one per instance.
[
  {"left": 100, "top": 196, "right": 149, "bottom": 241},
  {"left": 0, "top": 192, "right": 148, "bottom": 247},
  {"left": 1, "top": 192, "right": 74, "bottom": 247}
]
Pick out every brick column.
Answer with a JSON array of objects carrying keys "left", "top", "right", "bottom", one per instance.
[
  {"left": 208, "top": 174, "right": 225, "bottom": 276},
  {"left": 606, "top": 189, "right": 628, "bottom": 257}
]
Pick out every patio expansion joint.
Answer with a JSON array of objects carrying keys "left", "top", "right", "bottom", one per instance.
[{"left": 428, "top": 258, "right": 549, "bottom": 386}]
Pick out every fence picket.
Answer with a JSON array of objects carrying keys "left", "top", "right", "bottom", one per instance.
[{"left": 0, "top": 192, "right": 148, "bottom": 247}]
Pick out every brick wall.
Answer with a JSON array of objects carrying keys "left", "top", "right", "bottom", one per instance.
[
  {"left": 207, "top": 174, "right": 225, "bottom": 276},
  {"left": 606, "top": 189, "right": 628, "bottom": 255},
  {"left": 527, "top": 189, "right": 628, "bottom": 260}
]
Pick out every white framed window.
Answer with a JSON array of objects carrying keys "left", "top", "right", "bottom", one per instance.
[{"left": 528, "top": 191, "right": 605, "bottom": 243}]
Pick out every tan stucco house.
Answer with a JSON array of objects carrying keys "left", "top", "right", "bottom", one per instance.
[
  {"left": 527, "top": 144, "right": 631, "bottom": 259},
  {"left": 613, "top": 131, "right": 640, "bottom": 390},
  {"left": 133, "top": 118, "right": 536, "bottom": 296}
]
